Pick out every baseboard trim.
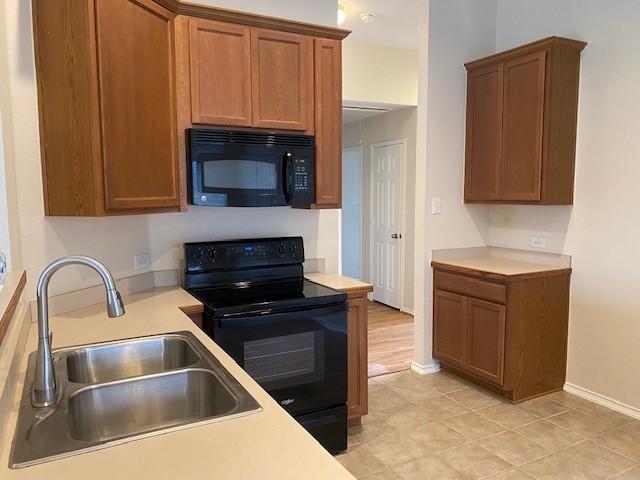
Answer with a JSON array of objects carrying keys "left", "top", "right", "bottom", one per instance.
[
  {"left": 564, "top": 382, "right": 640, "bottom": 420},
  {"left": 401, "top": 307, "right": 415, "bottom": 316},
  {"left": 410, "top": 361, "right": 440, "bottom": 375}
]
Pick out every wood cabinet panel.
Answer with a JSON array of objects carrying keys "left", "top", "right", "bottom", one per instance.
[
  {"left": 347, "top": 293, "right": 368, "bottom": 421},
  {"left": 464, "top": 64, "right": 503, "bottom": 201},
  {"left": 434, "top": 270, "right": 506, "bottom": 304},
  {"left": 433, "top": 290, "right": 467, "bottom": 368},
  {"left": 313, "top": 38, "right": 342, "bottom": 208},
  {"left": 501, "top": 51, "right": 546, "bottom": 202},
  {"left": 251, "top": 29, "right": 312, "bottom": 131},
  {"left": 189, "top": 18, "right": 252, "bottom": 126},
  {"left": 96, "top": 0, "right": 180, "bottom": 211},
  {"left": 465, "top": 298, "right": 506, "bottom": 385},
  {"left": 464, "top": 37, "right": 585, "bottom": 205}
]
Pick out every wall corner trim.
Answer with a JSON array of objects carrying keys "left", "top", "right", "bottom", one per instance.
[
  {"left": 564, "top": 382, "right": 640, "bottom": 420},
  {"left": 411, "top": 361, "right": 441, "bottom": 376}
]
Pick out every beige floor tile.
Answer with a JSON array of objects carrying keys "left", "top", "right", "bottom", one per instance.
[
  {"left": 520, "top": 451, "right": 605, "bottom": 480},
  {"left": 349, "top": 422, "right": 396, "bottom": 444},
  {"left": 361, "top": 469, "right": 404, "bottom": 480},
  {"left": 547, "top": 409, "right": 612, "bottom": 437},
  {"left": 365, "top": 430, "right": 429, "bottom": 467},
  {"left": 547, "top": 391, "right": 597, "bottom": 410},
  {"left": 615, "top": 466, "right": 640, "bottom": 480},
  {"left": 420, "top": 373, "right": 469, "bottom": 394},
  {"left": 337, "top": 444, "right": 387, "bottom": 478},
  {"left": 518, "top": 395, "right": 571, "bottom": 418},
  {"left": 558, "top": 440, "right": 636, "bottom": 478},
  {"left": 574, "top": 402, "right": 636, "bottom": 428},
  {"left": 477, "top": 403, "right": 541, "bottom": 429},
  {"left": 368, "top": 385, "right": 411, "bottom": 411},
  {"left": 483, "top": 468, "right": 536, "bottom": 479},
  {"left": 478, "top": 430, "right": 550, "bottom": 466},
  {"left": 388, "top": 382, "right": 443, "bottom": 403},
  {"left": 383, "top": 404, "right": 432, "bottom": 429},
  {"left": 407, "top": 420, "right": 470, "bottom": 451},
  {"left": 391, "top": 456, "right": 465, "bottom": 480},
  {"left": 445, "top": 387, "right": 505, "bottom": 410},
  {"left": 439, "top": 443, "right": 511, "bottom": 479},
  {"left": 443, "top": 411, "right": 507, "bottom": 440},
  {"left": 594, "top": 424, "right": 640, "bottom": 462},
  {"left": 409, "top": 395, "right": 470, "bottom": 420},
  {"left": 514, "top": 419, "right": 585, "bottom": 450}
]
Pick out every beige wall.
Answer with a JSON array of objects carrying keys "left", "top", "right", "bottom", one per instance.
[
  {"left": 412, "top": 0, "right": 495, "bottom": 368},
  {"left": 0, "top": 0, "right": 339, "bottom": 299},
  {"left": 342, "top": 107, "right": 417, "bottom": 312},
  {"left": 492, "top": 0, "right": 640, "bottom": 410},
  {"left": 342, "top": 41, "right": 418, "bottom": 107}
]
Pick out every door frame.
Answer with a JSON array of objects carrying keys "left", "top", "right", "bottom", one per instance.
[
  {"left": 339, "top": 144, "right": 364, "bottom": 278},
  {"left": 369, "top": 138, "right": 407, "bottom": 310}
]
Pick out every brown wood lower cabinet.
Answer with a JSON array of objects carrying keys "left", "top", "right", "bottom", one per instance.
[
  {"left": 432, "top": 264, "right": 571, "bottom": 402},
  {"left": 346, "top": 291, "right": 368, "bottom": 424}
]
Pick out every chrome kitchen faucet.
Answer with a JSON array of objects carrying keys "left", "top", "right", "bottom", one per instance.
[{"left": 32, "top": 256, "right": 125, "bottom": 408}]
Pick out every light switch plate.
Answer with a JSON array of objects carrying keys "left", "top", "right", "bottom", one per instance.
[
  {"left": 431, "top": 197, "right": 441, "bottom": 215},
  {"left": 134, "top": 254, "right": 151, "bottom": 269},
  {"left": 530, "top": 236, "right": 546, "bottom": 249}
]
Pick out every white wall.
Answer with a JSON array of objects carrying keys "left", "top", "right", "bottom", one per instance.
[
  {"left": 492, "top": 0, "right": 640, "bottom": 410},
  {"left": 0, "top": 0, "right": 340, "bottom": 299},
  {"left": 412, "top": 0, "right": 494, "bottom": 368},
  {"left": 0, "top": 112, "right": 11, "bottom": 267},
  {"left": 342, "top": 41, "right": 419, "bottom": 107},
  {"left": 343, "top": 107, "right": 418, "bottom": 312}
]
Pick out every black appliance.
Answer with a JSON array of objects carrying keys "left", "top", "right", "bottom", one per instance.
[
  {"left": 187, "top": 128, "right": 315, "bottom": 208},
  {"left": 184, "top": 237, "right": 347, "bottom": 454}
]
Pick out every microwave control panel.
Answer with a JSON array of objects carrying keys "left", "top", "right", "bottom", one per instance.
[{"left": 288, "top": 156, "right": 314, "bottom": 207}]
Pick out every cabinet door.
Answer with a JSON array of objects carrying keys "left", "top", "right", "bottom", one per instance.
[
  {"left": 313, "top": 38, "right": 342, "bottom": 208},
  {"left": 189, "top": 18, "right": 252, "bottom": 126},
  {"left": 465, "top": 298, "right": 506, "bottom": 385},
  {"left": 501, "top": 51, "right": 546, "bottom": 202},
  {"left": 251, "top": 29, "right": 312, "bottom": 131},
  {"left": 433, "top": 290, "right": 467, "bottom": 367},
  {"left": 464, "top": 64, "right": 503, "bottom": 201},
  {"left": 347, "top": 294, "right": 368, "bottom": 421},
  {"left": 96, "top": 0, "right": 180, "bottom": 211}
]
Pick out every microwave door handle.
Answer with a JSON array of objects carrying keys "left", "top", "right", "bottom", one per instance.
[{"left": 283, "top": 152, "right": 292, "bottom": 201}]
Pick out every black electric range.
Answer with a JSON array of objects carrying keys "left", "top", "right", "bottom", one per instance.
[{"left": 184, "top": 237, "right": 348, "bottom": 454}]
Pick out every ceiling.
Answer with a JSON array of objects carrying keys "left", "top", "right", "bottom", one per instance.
[
  {"left": 339, "top": 0, "right": 423, "bottom": 50},
  {"left": 342, "top": 106, "right": 389, "bottom": 124}
]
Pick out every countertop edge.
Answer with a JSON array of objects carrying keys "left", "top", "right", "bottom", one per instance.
[
  {"left": 431, "top": 261, "right": 573, "bottom": 281},
  {"left": 0, "top": 271, "right": 27, "bottom": 348}
]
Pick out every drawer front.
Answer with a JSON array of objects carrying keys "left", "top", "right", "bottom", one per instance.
[{"left": 434, "top": 270, "right": 506, "bottom": 304}]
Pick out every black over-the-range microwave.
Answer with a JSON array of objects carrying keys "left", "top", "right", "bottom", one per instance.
[{"left": 187, "top": 128, "right": 315, "bottom": 208}]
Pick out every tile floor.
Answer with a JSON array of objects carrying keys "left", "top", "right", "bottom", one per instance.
[{"left": 338, "top": 370, "right": 639, "bottom": 479}]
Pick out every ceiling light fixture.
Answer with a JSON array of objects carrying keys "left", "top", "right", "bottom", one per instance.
[
  {"left": 337, "top": 2, "right": 346, "bottom": 25},
  {"left": 359, "top": 12, "right": 376, "bottom": 24}
]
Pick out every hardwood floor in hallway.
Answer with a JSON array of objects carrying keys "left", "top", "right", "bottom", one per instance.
[{"left": 368, "top": 301, "right": 414, "bottom": 377}]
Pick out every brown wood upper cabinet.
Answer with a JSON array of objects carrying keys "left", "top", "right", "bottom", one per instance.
[
  {"left": 33, "top": 0, "right": 181, "bottom": 216},
  {"left": 189, "top": 19, "right": 252, "bottom": 126},
  {"left": 464, "top": 37, "right": 586, "bottom": 205}
]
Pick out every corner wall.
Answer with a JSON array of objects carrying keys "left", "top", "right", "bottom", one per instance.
[
  {"left": 413, "top": 0, "right": 495, "bottom": 369},
  {"left": 492, "top": 0, "right": 640, "bottom": 410},
  {"left": 342, "top": 107, "right": 417, "bottom": 312}
]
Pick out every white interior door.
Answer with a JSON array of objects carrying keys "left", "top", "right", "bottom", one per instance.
[
  {"left": 341, "top": 147, "right": 362, "bottom": 279},
  {"left": 371, "top": 141, "right": 403, "bottom": 309}
]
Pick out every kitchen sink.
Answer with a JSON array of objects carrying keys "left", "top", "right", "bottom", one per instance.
[
  {"left": 65, "top": 335, "right": 200, "bottom": 383},
  {"left": 10, "top": 332, "right": 261, "bottom": 468}
]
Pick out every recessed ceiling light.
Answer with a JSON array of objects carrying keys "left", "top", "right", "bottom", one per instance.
[
  {"left": 359, "top": 12, "right": 376, "bottom": 24},
  {"left": 337, "top": 2, "right": 346, "bottom": 25}
]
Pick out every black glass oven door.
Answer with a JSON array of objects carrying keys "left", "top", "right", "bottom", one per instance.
[
  {"left": 211, "top": 303, "right": 347, "bottom": 416},
  {"left": 192, "top": 147, "right": 287, "bottom": 207}
]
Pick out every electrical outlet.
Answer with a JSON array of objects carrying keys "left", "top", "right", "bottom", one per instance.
[
  {"left": 530, "top": 236, "right": 546, "bottom": 249},
  {"left": 431, "top": 197, "right": 441, "bottom": 215},
  {"left": 134, "top": 254, "right": 151, "bottom": 269}
]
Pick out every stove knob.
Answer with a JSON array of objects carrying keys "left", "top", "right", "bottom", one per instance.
[
  {"left": 278, "top": 243, "right": 286, "bottom": 255},
  {"left": 193, "top": 248, "right": 205, "bottom": 261},
  {"left": 208, "top": 247, "right": 218, "bottom": 259},
  {"left": 288, "top": 244, "right": 297, "bottom": 256}
]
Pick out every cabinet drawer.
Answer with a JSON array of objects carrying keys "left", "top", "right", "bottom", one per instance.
[{"left": 434, "top": 271, "right": 506, "bottom": 304}]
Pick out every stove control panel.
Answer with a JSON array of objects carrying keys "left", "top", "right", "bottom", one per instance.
[{"left": 185, "top": 237, "right": 305, "bottom": 272}]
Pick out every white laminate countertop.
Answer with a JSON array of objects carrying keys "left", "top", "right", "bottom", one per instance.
[
  {"left": 305, "top": 273, "right": 373, "bottom": 293},
  {"left": 0, "top": 287, "right": 354, "bottom": 480}
]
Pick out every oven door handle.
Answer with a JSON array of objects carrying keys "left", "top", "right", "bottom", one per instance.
[{"left": 221, "top": 309, "right": 273, "bottom": 319}]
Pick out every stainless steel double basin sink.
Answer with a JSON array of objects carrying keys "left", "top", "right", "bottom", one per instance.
[{"left": 11, "top": 332, "right": 261, "bottom": 468}]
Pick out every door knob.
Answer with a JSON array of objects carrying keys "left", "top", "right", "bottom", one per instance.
[{"left": 391, "top": 233, "right": 399, "bottom": 239}]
